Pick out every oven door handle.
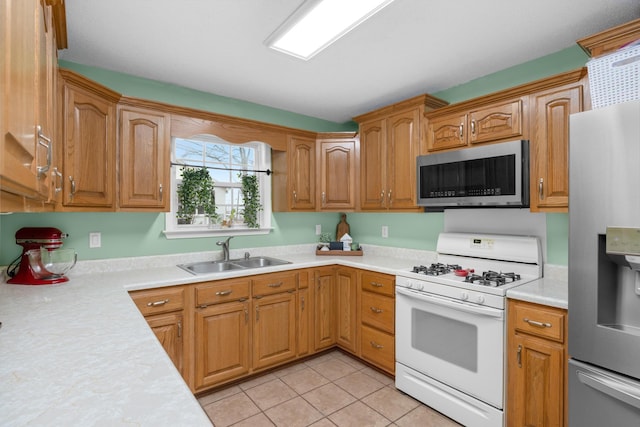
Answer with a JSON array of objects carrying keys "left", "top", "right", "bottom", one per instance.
[{"left": 396, "top": 287, "right": 503, "bottom": 318}]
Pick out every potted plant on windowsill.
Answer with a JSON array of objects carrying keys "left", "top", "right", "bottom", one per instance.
[
  {"left": 176, "top": 167, "right": 218, "bottom": 225},
  {"left": 240, "top": 173, "right": 262, "bottom": 228}
]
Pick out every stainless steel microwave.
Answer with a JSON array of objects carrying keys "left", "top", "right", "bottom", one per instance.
[{"left": 416, "top": 140, "right": 529, "bottom": 209}]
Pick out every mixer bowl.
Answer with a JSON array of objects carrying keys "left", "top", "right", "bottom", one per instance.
[{"left": 27, "top": 248, "right": 77, "bottom": 278}]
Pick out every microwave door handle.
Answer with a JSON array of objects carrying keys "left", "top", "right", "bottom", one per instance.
[
  {"left": 577, "top": 370, "right": 640, "bottom": 410},
  {"left": 396, "top": 287, "right": 503, "bottom": 318}
]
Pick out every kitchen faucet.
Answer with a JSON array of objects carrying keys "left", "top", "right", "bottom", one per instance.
[{"left": 216, "top": 236, "right": 233, "bottom": 261}]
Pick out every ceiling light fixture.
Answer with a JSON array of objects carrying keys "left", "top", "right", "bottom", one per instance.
[{"left": 265, "top": 0, "right": 396, "bottom": 60}]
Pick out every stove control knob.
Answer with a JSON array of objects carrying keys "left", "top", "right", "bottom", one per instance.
[
  {"left": 476, "top": 295, "right": 485, "bottom": 304},
  {"left": 416, "top": 283, "right": 424, "bottom": 291},
  {"left": 461, "top": 292, "right": 469, "bottom": 301}
]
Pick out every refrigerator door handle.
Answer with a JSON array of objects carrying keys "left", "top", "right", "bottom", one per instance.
[{"left": 577, "top": 369, "right": 640, "bottom": 410}]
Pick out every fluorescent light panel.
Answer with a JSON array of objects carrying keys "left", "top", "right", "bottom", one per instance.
[{"left": 266, "top": 0, "right": 395, "bottom": 60}]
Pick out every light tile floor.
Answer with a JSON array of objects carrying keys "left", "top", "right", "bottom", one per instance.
[{"left": 198, "top": 350, "right": 462, "bottom": 427}]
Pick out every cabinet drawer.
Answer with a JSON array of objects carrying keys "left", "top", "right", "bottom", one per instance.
[
  {"left": 252, "top": 271, "right": 297, "bottom": 296},
  {"left": 512, "top": 301, "right": 566, "bottom": 343},
  {"left": 130, "top": 286, "right": 184, "bottom": 316},
  {"left": 361, "top": 325, "right": 395, "bottom": 374},
  {"left": 194, "top": 279, "right": 250, "bottom": 307},
  {"left": 361, "top": 272, "right": 394, "bottom": 297},
  {"left": 361, "top": 292, "right": 394, "bottom": 334}
]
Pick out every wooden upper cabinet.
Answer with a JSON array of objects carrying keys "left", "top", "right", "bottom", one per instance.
[
  {"left": 356, "top": 94, "right": 447, "bottom": 211},
  {"left": 60, "top": 70, "right": 119, "bottom": 209},
  {"left": 359, "top": 119, "right": 387, "bottom": 210},
  {"left": 318, "top": 136, "right": 358, "bottom": 210},
  {"left": 425, "top": 98, "right": 524, "bottom": 152},
  {"left": 118, "top": 105, "right": 170, "bottom": 211},
  {"left": 289, "top": 136, "right": 316, "bottom": 211},
  {"left": 468, "top": 99, "right": 523, "bottom": 145},
  {"left": 577, "top": 17, "right": 640, "bottom": 58},
  {"left": 1, "top": 0, "right": 58, "bottom": 207},
  {"left": 387, "top": 109, "right": 420, "bottom": 209},
  {"left": 360, "top": 110, "right": 421, "bottom": 210},
  {"left": 425, "top": 112, "right": 467, "bottom": 152},
  {"left": 530, "top": 78, "right": 585, "bottom": 212}
]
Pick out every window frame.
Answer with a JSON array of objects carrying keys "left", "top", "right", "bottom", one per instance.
[{"left": 163, "top": 135, "right": 272, "bottom": 239}]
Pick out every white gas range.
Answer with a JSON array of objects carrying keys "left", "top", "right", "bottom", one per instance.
[{"left": 395, "top": 232, "right": 542, "bottom": 427}]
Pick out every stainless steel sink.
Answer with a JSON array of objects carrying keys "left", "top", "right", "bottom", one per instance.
[
  {"left": 231, "top": 256, "right": 291, "bottom": 269},
  {"left": 177, "top": 256, "right": 290, "bottom": 275}
]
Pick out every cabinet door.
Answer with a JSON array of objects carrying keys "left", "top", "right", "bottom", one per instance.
[
  {"left": 425, "top": 113, "right": 467, "bottom": 152},
  {"left": 530, "top": 85, "right": 583, "bottom": 212},
  {"left": 507, "top": 333, "right": 564, "bottom": 427},
  {"left": 318, "top": 140, "right": 357, "bottom": 210},
  {"left": 359, "top": 119, "right": 387, "bottom": 210},
  {"left": 253, "top": 292, "right": 296, "bottom": 370},
  {"left": 61, "top": 83, "right": 116, "bottom": 208},
  {"left": 314, "top": 267, "right": 336, "bottom": 350},
  {"left": 1, "top": 0, "right": 51, "bottom": 202},
  {"left": 468, "top": 99, "right": 523, "bottom": 145},
  {"left": 336, "top": 267, "right": 358, "bottom": 354},
  {"left": 146, "top": 312, "right": 184, "bottom": 376},
  {"left": 288, "top": 136, "right": 316, "bottom": 211},
  {"left": 194, "top": 300, "right": 250, "bottom": 390},
  {"left": 387, "top": 109, "right": 420, "bottom": 210},
  {"left": 298, "top": 287, "right": 311, "bottom": 357},
  {"left": 119, "top": 107, "right": 170, "bottom": 210}
]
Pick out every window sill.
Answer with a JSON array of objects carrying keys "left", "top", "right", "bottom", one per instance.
[{"left": 163, "top": 227, "right": 272, "bottom": 239}]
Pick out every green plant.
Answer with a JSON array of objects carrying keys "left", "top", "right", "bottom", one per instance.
[
  {"left": 176, "top": 167, "right": 217, "bottom": 224},
  {"left": 319, "top": 232, "right": 332, "bottom": 243},
  {"left": 239, "top": 173, "right": 262, "bottom": 228}
]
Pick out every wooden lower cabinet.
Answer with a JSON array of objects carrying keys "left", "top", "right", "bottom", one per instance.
[
  {"left": 314, "top": 267, "right": 337, "bottom": 351},
  {"left": 146, "top": 312, "right": 184, "bottom": 375},
  {"left": 194, "top": 300, "right": 250, "bottom": 391},
  {"left": 336, "top": 267, "right": 358, "bottom": 354},
  {"left": 359, "top": 271, "right": 395, "bottom": 375},
  {"left": 129, "top": 286, "right": 187, "bottom": 380},
  {"left": 507, "top": 299, "right": 567, "bottom": 427},
  {"left": 252, "top": 292, "right": 297, "bottom": 370},
  {"left": 133, "top": 266, "right": 398, "bottom": 394}
]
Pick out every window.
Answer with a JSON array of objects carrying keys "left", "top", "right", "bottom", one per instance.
[{"left": 163, "top": 134, "right": 272, "bottom": 239}]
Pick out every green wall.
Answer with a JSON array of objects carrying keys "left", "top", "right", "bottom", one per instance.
[{"left": 1, "top": 47, "right": 588, "bottom": 266}]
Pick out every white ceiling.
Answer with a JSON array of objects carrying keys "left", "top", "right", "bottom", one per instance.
[{"left": 60, "top": 0, "right": 640, "bottom": 123}]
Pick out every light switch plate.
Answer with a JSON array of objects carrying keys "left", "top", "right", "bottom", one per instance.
[
  {"left": 382, "top": 225, "right": 389, "bottom": 238},
  {"left": 89, "top": 232, "right": 101, "bottom": 248},
  {"left": 315, "top": 224, "right": 321, "bottom": 235}
]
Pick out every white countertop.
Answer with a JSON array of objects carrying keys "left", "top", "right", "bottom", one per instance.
[
  {"left": 0, "top": 244, "right": 426, "bottom": 427},
  {"left": 0, "top": 243, "right": 566, "bottom": 425}
]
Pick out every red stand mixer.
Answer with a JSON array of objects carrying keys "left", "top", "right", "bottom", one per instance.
[{"left": 7, "top": 227, "right": 76, "bottom": 285}]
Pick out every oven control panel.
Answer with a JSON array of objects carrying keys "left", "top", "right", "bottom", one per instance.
[{"left": 395, "top": 276, "right": 505, "bottom": 309}]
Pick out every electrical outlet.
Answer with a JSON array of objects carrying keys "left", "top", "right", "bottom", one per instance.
[
  {"left": 89, "top": 232, "right": 101, "bottom": 248},
  {"left": 382, "top": 225, "right": 389, "bottom": 238},
  {"left": 315, "top": 224, "right": 322, "bottom": 235}
]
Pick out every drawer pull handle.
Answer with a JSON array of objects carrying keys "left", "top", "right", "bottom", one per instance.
[
  {"left": 370, "top": 341, "right": 384, "bottom": 349},
  {"left": 370, "top": 282, "right": 383, "bottom": 288},
  {"left": 147, "top": 299, "right": 169, "bottom": 307},
  {"left": 268, "top": 282, "right": 283, "bottom": 288},
  {"left": 370, "top": 306, "right": 383, "bottom": 313},
  {"left": 524, "top": 318, "right": 552, "bottom": 328},
  {"left": 216, "top": 290, "right": 232, "bottom": 296}
]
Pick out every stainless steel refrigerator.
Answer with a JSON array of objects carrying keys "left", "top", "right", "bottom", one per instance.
[{"left": 569, "top": 100, "right": 640, "bottom": 426}]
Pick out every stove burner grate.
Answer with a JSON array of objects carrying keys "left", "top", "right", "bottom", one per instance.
[
  {"left": 464, "top": 271, "right": 521, "bottom": 287},
  {"left": 412, "top": 263, "right": 462, "bottom": 276}
]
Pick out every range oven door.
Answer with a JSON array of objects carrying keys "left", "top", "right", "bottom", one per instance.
[{"left": 395, "top": 286, "right": 505, "bottom": 408}]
